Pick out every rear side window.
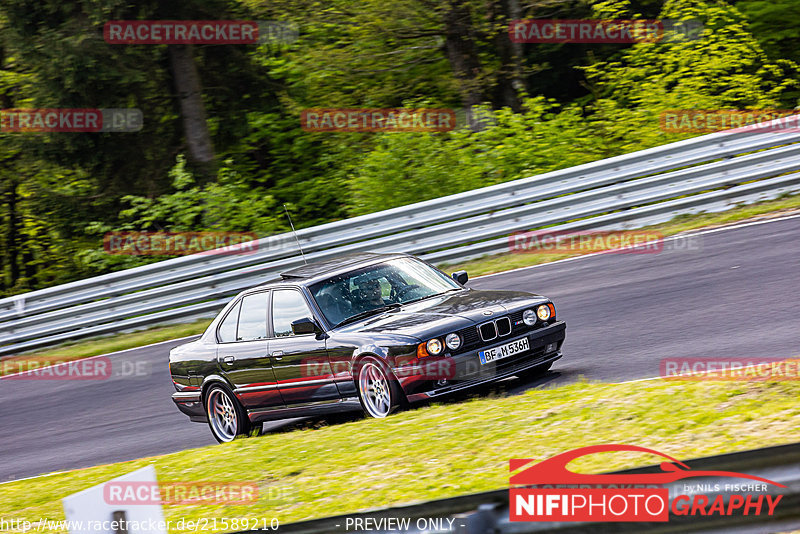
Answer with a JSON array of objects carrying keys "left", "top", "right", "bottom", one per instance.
[
  {"left": 217, "top": 300, "right": 241, "bottom": 343},
  {"left": 237, "top": 293, "right": 268, "bottom": 341}
]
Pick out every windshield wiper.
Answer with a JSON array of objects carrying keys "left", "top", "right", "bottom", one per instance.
[{"left": 334, "top": 303, "right": 401, "bottom": 328}]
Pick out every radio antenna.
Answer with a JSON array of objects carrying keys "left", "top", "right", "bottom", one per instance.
[{"left": 283, "top": 204, "right": 307, "bottom": 265}]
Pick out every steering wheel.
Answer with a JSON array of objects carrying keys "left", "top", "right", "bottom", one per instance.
[{"left": 396, "top": 284, "right": 420, "bottom": 300}]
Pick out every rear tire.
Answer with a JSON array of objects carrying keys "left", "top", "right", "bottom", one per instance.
[
  {"left": 204, "top": 383, "right": 251, "bottom": 443},
  {"left": 355, "top": 357, "right": 403, "bottom": 418}
]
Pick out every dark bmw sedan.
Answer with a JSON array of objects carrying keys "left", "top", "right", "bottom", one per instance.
[{"left": 169, "top": 252, "right": 566, "bottom": 442}]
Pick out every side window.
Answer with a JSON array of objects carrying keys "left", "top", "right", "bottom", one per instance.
[
  {"left": 272, "top": 289, "right": 312, "bottom": 337},
  {"left": 217, "top": 300, "right": 241, "bottom": 343},
  {"left": 237, "top": 292, "right": 268, "bottom": 341}
]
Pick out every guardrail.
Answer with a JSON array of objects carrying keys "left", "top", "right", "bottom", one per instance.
[
  {"left": 260, "top": 442, "right": 800, "bottom": 533},
  {"left": 1, "top": 117, "right": 800, "bottom": 355}
]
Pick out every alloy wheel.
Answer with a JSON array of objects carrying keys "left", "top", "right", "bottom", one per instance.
[
  {"left": 358, "top": 361, "right": 393, "bottom": 418},
  {"left": 207, "top": 387, "right": 239, "bottom": 442}
]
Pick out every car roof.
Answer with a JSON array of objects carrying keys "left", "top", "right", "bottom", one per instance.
[{"left": 254, "top": 252, "right": 411, "bottom": 290}]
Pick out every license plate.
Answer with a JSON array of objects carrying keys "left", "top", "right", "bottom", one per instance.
[{"left": 479, "top": 338, "right": 530, "bottom": 364}]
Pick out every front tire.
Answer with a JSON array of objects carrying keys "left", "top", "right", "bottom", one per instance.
[
  {"left": 356, "top": 357, "right": 402, "bottom": 418},
  {"left": 204, "top": 384, "right": 251, "bottom": 443}
]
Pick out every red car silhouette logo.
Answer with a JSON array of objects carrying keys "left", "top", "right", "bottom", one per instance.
[{"left": 510, "top": 444, "right": 785, "bottom": 487}]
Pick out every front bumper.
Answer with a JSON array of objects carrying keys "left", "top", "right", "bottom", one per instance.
[
  {"left": 172, "top": 391, "right": 207, "bottom": 423},
  {"left": 401, "top": 320, "right": 566, "bottom": 402}
]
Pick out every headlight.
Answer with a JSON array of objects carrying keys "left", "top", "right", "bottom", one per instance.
[
  {"left": 536, "top": 304, "right": 551, "bottom": 321},
  {"left": 445, "top": 333, "right": 461, "bottom": 350},
  {"left": 427, "top": 338, "right": 443, "bottom": 355},
  {"left": 522, "top": 309, "right": 537, "bottom": 326}
]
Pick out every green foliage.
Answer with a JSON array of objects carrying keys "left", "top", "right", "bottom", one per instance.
[
  {"left": 585, "top": 0, "right": 799, "bottom": 109},
  {"left": 118, "top": 155, "right": 282, "bottom": 234},
  {"left": 349, "top": 99, "right": 615, "bottom": 215},
  {"left": 0, "top": 0, "right": 798, "bottom": 296},
  {"left": 76, "top": 155, "right": 285, "bottom": 273},
  {"left": 735, "top": 0, "right": 800, "bottom": 64},
  {"left": 348, "top": 0, "right": 799, "bottom": 216}
]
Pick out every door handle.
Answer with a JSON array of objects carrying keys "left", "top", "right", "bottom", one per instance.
[
  {"left": 222, "top": 355, "right": 235, "bottom": 365},
  {"left": 271, "top": 351, "right": 284, "bottom": 360}
]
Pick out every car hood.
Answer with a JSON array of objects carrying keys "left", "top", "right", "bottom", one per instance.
[{"left": 335, "top": 288, "right": 548, "bottom": 340}]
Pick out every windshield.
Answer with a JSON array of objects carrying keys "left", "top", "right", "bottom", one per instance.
[{"left": 308, "top": 258, "right": 461, "bottom": 326}]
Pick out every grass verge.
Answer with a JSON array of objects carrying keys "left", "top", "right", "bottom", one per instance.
[
  {"left": 0, "top": 319, "right": 211, "bottom": 376},
  {"left": 1, "top": 378, "right": 798, "bottom": 533}
]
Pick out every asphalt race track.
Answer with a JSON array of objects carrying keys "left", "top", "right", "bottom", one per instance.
[{"left": 2, "top": 215, "right": 798, "bottom": 482}]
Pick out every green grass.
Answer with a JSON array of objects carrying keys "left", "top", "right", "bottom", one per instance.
[
  {"left": 440, "top": 192, "right": 800, "bottom": 277},
  {"left": 1, "top": 378, "right": 798, "bottom": 533},
  {"left": 0, "top": 319, "right": 211, "bottom": 376}
]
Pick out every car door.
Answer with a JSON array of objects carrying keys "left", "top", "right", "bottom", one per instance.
[
  {"left": 268, "top": 288, "right": 340, "bottom": 406},
  {"left": 216, "top": 291, "right": 285, "bottom": 410}
]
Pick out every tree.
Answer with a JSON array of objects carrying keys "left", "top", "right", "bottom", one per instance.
[{"left": 582, "top": 0, "right": 800, "bottom": 146}]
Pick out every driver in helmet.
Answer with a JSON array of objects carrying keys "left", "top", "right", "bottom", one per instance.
[{"left": 355, "top": 276, "right": 388, "bottom": 312}]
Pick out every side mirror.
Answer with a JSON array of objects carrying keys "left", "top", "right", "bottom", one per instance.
[
  {"left": 451, "top": 270, "right": 469, "bottom": 285},
  {"left": 291, "top": 317, "right": 318, "bottom": 335}
]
